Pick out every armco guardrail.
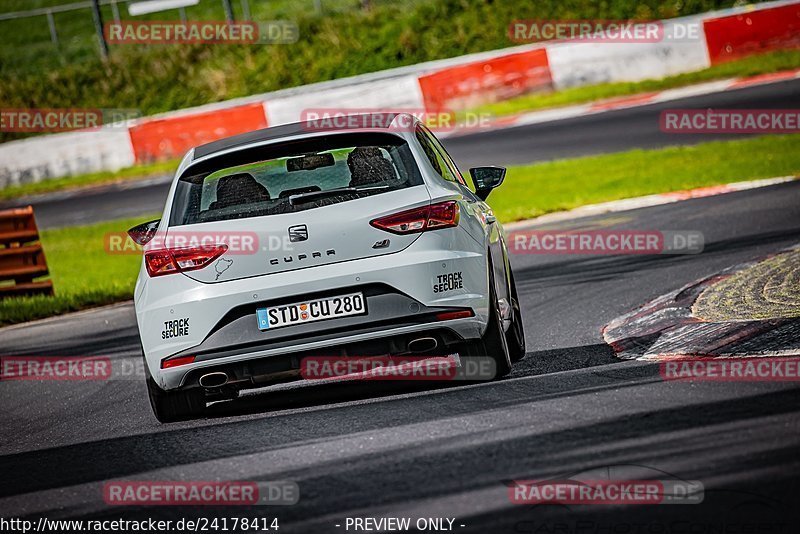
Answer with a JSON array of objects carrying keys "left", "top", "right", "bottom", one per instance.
[
  {"left": 0, "top": 0, "right": 798, "bottom": 188},
  {"left": 0, "top": 206, "right": 54, "bottom": 298}
]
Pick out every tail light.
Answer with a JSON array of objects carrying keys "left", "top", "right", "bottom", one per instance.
[
  {"left": 145, "top": 245, "right": 228, "bottom": 277},
  {"left": 161, "top": 355, "right": 196, "bottom": 369},
  {"left": 370, "top": 201, "right": 459, "bottom": 235},
  {"left": 436, "top": 310, "right": 474, "bottom": 321}
]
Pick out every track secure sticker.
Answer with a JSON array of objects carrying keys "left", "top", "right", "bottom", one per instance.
[
  {"left": 162, "top": 319, "right": 189, "bottom": 339},
  {"left": 433, "top": 272, "right": 464, "bottom": 293}
]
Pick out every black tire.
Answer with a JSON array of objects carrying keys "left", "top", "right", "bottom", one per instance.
[
  {"left": 140, "top": 342, "right": 205, "bottom": 423},
  {"left": 506, "top": 269, "right": 526, "bottom": 363},
  {"left": 462, "top": 269, "right": 512, "bottom": 379},
  {"left": 146, "top": 375, "right": 206, "bottom": 423}
]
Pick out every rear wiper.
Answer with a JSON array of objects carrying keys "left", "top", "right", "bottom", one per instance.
[{"left": 289, "top": 185, "right": 389, "bottom": 205}]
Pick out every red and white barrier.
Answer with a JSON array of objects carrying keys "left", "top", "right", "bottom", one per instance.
[
  {"left": 547, "top": 17, "right": 712, "bottom": 90},
  {"left": 417, "top": 49, "right": 551, "bottom": 111},
  {"left": 703, "top": 2, "right": 800, "bottom": 64},
  {"left": 1, "top": 0, "right": 797, "bottom": 189},
  {"left": 0, "top": 128, "right": 135, "bottom": 189},
  {"left": 129, "top": 102, "right": 268, "bottom": 163},
  {"left": 264, "top": 75, "right": 424, "bottom": 126}
]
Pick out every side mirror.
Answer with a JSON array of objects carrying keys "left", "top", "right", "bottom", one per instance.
[
  {"left": 469, "top": 166, "right": 506, "bottom": 200},
  {"left": 128, "top": 219, "right": 161, "bottom": 246}
]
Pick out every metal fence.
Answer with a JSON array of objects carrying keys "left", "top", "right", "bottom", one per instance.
[{"left": 0, "top": 1, "right": 254, "bottom": 50}]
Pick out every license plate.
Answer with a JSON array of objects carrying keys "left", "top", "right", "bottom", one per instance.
[{"left": 256, "top": 292, "right": 366, "bottom": 330}]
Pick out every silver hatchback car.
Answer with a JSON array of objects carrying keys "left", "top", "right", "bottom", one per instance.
[{"left": 129, "top": 113, "right": 525, "bottom": 422}]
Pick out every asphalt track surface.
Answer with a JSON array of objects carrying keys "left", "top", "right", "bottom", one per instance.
[
  {"left": 4, "top": 77, "right": 799, "bottom": 229},
  {"left": 1, "top": 179, "right": 799, "bottom": 530}
]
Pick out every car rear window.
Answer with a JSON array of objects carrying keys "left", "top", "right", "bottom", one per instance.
[{"left": 169, "top": 132, "right": 422, "bottom": 226}]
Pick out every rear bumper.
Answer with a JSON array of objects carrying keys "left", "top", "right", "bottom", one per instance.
[
  {"left": 174, "top": 323, "right": 474, "bottom": 391},
  {"left": 168, "top": 284, "right": 470, "bottom": 362},
  {"left": 160, "top": 317, "right": 482, "bottom": 390},
  {"left": 136, "top": 232, "right": 491, "bottom": 390}
]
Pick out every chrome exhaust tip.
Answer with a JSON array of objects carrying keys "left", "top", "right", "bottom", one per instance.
[
  {"left": 408, "top": 337, "right": 438, "bottom": 353},
  {"left": 199, "top": 372, "right": 229, "bottom": 388}
]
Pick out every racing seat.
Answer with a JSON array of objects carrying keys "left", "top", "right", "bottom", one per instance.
[
  {"left": 347, "top": 147, "right": 395, "bottom": 187},
  {"left": 209, "top": 173, "right": 270, "bottom": 210}
]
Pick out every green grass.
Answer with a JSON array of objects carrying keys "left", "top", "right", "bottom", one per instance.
[
  {"left": 469, "top": 49, "right": 800, "bottom": 119},
  {"left": 488, "top": 134, "right": 800, "bottom": 222},
  {"left": 0, "top": 159, "right": 180, "bottom": 201},
  {"left": 0, "top": 0, "right": 406, "bottom": 73},
  {"left": 0, "top": 216, "right": 151, "bottom": 325},
  {"left": 2, "top": 133, "right": 798, "bottom": 326}
]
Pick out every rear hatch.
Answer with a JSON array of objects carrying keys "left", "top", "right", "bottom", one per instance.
[
  {"left": 171, "top": 187, "right": 430, "bottom": 283},
  {"left": 164, "top": 132, "right": 431, "bottom": 283}
]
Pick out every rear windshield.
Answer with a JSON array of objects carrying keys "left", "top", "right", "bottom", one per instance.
[{"left": 169, "top": 133, "right": 422, "bottom": 226}]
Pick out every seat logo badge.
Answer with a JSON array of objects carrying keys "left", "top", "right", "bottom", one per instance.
[
  {"left": 372, "top": 239, "right": 390, "bottom": 249},
  {"left": 288, "top": 224, "right": 308, "bottom": 242}
]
